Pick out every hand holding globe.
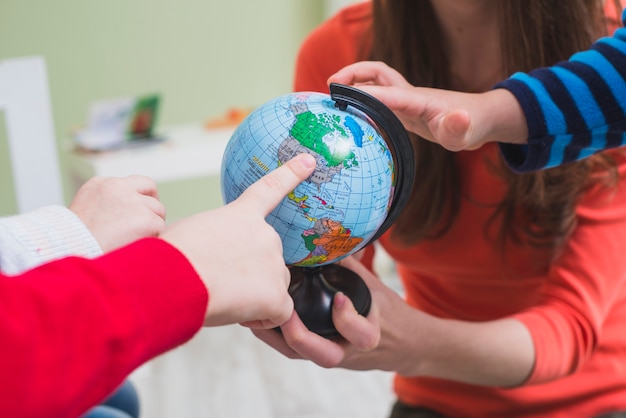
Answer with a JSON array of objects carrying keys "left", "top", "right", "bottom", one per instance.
[{"left": 221, "top": 84, "right": 414, "bottom": 338}]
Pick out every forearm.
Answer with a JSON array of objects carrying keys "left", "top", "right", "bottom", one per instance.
[
  {"left": 0, "top": 206, "right": 101, "bottom": 275},
  {"left": 478, "top": 89, "right": 528, "bottom": 146},
  {"left": 493, "top": 17, "right": 626, "bottom": 172},
  {"left": 0, "top": 238, "right": 207, "bottom": 417},
  {"left": 400, "top": 310, "right": 535, "bottom": 387}
]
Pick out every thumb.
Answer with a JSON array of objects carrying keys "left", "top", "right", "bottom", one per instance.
[
  {"left": 436, "top": 110, "right": 472, "bottom": 152},
  {"left": 233, "top": 153, "right": 316, "bottom": 216}
]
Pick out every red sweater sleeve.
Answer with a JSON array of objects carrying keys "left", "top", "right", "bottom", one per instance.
[
  {"left": 0, "top": 237, "right": 208, "bottom": 418},
  {"left": 514, "top": 152, "right": 626, "bottom": 384}
]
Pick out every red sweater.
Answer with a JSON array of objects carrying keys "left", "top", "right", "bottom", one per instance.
[
  {"left": 295, "top": 3, "right": 626, "bottom": 416},
  {"left": 0, "top": 238, "right": 208, "bottom": 418}
]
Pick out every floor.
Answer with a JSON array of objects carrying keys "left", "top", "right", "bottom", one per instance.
[{"left": 130, "top": 247, "right": 400, "bottom": 418}]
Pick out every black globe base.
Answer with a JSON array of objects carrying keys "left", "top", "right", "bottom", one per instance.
[{"left": 286, "top": 264, "right": 372, "bottom": 339}]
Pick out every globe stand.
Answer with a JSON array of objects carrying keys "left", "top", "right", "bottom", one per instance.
[
  {"left": 288, "top": 265, "right": 371, "bottom": 339},
  {"left": 278, "top": 84, "right": 415, "bottom": 339}
]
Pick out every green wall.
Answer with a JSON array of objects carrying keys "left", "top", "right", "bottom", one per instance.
[{"left": 0, "top": 0, "right": 325, "bottom": 219}]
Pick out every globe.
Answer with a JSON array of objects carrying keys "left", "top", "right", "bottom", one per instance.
[
  {"left": 220, "top": 84, "right": 414, "bottom": 338},
  {"left": 221, "top": 91, "right": 395, "bottom": 266}
]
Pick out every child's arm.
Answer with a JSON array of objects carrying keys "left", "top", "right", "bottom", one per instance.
[
  {"left": 329, "top": 61, "right": 527, "bottom": 152},
  {"left": 329, "top": 9, "right": 626, "bottom": 172},
  {"left": 494, "top": 11, "right": 626, "bottom": 171}
]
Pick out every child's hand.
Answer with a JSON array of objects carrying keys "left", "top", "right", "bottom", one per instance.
[
  {"left": 70, "top": 175, "right": 166, "bottom": 253},
  {"left": 161, "top": 153, "right": 316, "bottom": 328},
  {"left": 329, "top": 61, "right": 528, "bottom": 151}
]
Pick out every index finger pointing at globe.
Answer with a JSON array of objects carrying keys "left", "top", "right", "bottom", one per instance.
[{"left": 234, "top": 153, "right": 317, "bottom": 216}]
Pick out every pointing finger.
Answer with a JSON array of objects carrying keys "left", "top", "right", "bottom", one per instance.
[{"left": 233, "top": 153, "right": 316, "bottom": 216}]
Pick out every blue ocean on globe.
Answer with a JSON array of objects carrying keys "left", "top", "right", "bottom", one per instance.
[{"left": 221, "top": 91, "right": 395, "bottom": 267}]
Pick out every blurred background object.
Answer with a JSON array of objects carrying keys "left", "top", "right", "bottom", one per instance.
[
  {"left": 73, "top": 93, "right": 162, "bottom": 151},
  {"left": 0, "top": 56, "right": 64, "bottom": 213}
]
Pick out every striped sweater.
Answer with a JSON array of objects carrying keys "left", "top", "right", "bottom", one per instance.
[{"left": 495, "top": 8, "right": 626, "bottom": 172}]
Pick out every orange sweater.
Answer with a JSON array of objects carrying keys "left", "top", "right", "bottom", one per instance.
[{"left": 294, "top": 3, "right": 626, "bottom": 417}]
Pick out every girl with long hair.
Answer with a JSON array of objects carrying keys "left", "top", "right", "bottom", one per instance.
[{"left": 253, "top": 1, "right": 626, "bottom": 417}]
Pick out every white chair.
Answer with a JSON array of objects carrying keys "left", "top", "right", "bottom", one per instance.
[{"left": 0, "top": 56, "right": 64, "bottom": 213}]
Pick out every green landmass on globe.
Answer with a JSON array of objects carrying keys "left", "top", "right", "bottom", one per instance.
[
  {"left": 221, "top": 91, "right": 395, "bottom": 267},
  {"left": 290, "top": 104, "right": 358, "bottom": 168}
]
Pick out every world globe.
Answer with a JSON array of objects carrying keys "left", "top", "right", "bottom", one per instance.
[
  {"left": 221, "top": 91, "right": 394, "bottom": 267},
  {"left": 220, "top": 83, "right": 414, "bottom": 337}
]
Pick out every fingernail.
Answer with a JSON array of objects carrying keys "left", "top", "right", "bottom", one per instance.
[
  {"left": 298, "top": 153, "right": 316, "bottom": 169},
  {"left": 333, "top": 291, "right": 345, "bottom": 309}
]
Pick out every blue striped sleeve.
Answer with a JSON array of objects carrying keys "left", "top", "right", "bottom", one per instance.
[{"left": 493, "top": 9, "right": 626, "bottom": 172}]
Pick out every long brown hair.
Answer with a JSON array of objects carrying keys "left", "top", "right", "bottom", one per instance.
[{"left": 368, "top": 0, "right": 623, "bottom": 254}]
